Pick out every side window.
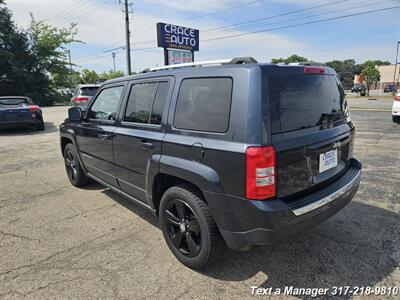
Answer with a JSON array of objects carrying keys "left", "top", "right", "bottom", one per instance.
[
  {"left": 89, "top": 86, "right": 124, "bottom": 121},
  {"left": 174, "top": 78, "right": 232, "bottom": 133},
  {"left": 150, "top": 82, "right": 169, "bottom": 125},
  {"left": 124, "top": 81, "right": 169, "bottom": 125}
]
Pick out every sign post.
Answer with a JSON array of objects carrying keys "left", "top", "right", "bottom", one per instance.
[{"left": 156, "top": 22, "right": 199, "bottom": 66}]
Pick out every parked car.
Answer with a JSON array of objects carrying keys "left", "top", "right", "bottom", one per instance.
[
  {"left": 0, "top": 96, "right": 44, "bottom": 131},
  {"left": 383, "top": 84, "right": 397, "bottom": 93},
  {"left": 70, "top": 84, "right": 100, "bottom": 110},
  {"left": 60, "top": 58, "right": 362, "bottom": 269},
  {"left": 392, "top": 92, "right": 400, "bottom": 123},
  {"left": 351, "top": 83, "right": 367, "bottom": 96}
]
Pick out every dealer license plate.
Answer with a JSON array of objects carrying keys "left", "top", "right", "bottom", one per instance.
[{"left": 319, "top": 149, "right": 338, "bottom": 173}]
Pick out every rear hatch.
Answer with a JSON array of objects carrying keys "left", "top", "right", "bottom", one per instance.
[
  {"left": 0, "top": 98, "right": 32, "bottom": 121},
  {"left": 263, "top": 65, "right": 354, "bottom": 199}
]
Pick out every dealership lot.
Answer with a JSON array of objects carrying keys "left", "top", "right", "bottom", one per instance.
[{"left": 0, "top": 107, "right": 399, "bottom": 299}]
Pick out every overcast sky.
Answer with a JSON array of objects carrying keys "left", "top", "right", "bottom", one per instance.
[{"left": 5, "top": 0, "right": 400, "bottom": 73}]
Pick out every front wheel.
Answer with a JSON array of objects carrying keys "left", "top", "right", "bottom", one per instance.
[
  {"left": 63, "top": 143, "right": 90, "bottom": 187},
  {"left": 159, "top": 184, "right": 224, "bottom": 269},
  {"left": 393, "top": 116, "right": 400, "bottom": 123}
]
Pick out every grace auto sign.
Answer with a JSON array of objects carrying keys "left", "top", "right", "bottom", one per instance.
[{"left": 157, "top": 22, "right": 199, "bottom": 52}]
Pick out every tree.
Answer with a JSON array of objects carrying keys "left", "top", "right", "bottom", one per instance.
[
  {"left": 0, "top": 1, "right": 78, "bottom": 105},
  {"left": 362, "top": 62, "right": 380, "bottom": 96},
  {"left": 100, "top": 70, "right": 125, "bottom": 80},
  {"left": 0, "top": 1, "right": 38, "bottom": 99},
  {"left": 80, "top": 69, "right": 100, "bottom": 84},
  {"left": 271, "top": 54, "right": 309, "bottom": 64},
  {"left": 367, "top": 60, "right": 391, "bottom": 66},
  {"left": 325, "top": 59, "right": 361, "bottom": 89}
]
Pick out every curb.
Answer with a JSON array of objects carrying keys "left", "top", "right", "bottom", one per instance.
[{"left": 349, "top": 108, "right": 392, "bottom": 112}]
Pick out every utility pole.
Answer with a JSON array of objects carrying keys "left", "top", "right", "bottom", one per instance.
[
  {"left": 120, "top": 0, "right": 132, "bottom": 75},
  {"left": 393, "top": 41, "right": 400, "bottom": 90},
  {"left": 103, "top": 46, "right": 125, "bottom": 72},
  {"left": 112, "top": 52, "right": 116, "bottom": 72},
  {"left": 61, "top": 46, "right": 72, "bottom": 72},
  {"left": 66, "top": 49, "right": 72, "bottom": 72}
]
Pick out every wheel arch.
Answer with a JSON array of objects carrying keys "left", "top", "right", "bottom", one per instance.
[{"left": 151, "top": 173, "right": 207, "bottom": 216}]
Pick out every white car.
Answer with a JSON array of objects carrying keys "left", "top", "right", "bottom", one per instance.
[{"left": 393, "top": 92, "right": 400, "bottom": 123}]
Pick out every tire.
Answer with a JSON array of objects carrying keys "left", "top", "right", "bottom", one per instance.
[
  {"left": 360, "top": 92, "right": 366, "bottom": 96},
  {"left": 393, "top": 116, "right": 400, "bottom": 123},
  {"left": 63, "top": 143, "right": 90, "bottom": 187},
  {"left": 159, "top": 184, "right": 224, "bottom": 269},
  {"left": 36, "top": 121, "right": 45, "bottom": 131}
]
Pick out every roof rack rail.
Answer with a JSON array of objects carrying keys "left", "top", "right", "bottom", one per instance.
[{"left": 143, "top": 57, "right": 258, "bottom": 73}]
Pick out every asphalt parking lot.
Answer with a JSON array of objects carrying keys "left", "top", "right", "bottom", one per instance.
[{"left": 0, "top": 107, "right": 399, "bottom": 299}]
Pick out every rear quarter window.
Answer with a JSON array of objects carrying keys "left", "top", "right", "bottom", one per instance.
[
  {"left": 0, "top": 98, "right": 29, "bottom": 106},
  {"left": 80, "top": 87, "right": 98, "bottom": 96},
  {"left": 174, "top": 78, "right": 232, "bottom": 133}
]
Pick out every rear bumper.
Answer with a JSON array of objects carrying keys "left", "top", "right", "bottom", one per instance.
[
  {"left": 205, "top": 158, "right": 362, "bottom": 251},
  {"left": 392, "top": 102, "right": 400, "bottom": 115},
  {"left": 0, "top": 119, "right": 40, "bottom": 129}
]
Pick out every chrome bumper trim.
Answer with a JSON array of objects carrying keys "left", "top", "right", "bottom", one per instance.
[{"left": 292, "top": 168, "right": 362, "bottom": 216}]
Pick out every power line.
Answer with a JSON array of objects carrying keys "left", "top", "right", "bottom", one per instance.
[
  {"left": 49, "top": 0, "right": 92, "bottom": 21},
  {"left": 121, "top": 0, "right": 363, "bottom": 47},
  {"left": 76, "top": 3, "right": 400, "bottom": 66},
  {"left": 202, "top": 0, "right": 349, "bottom": 33},
  {"left": 201, "top": 5, "right": 400, "bottom": 42},
  {"left": 51, "top": 0, "right": 114, "bottom": 25},
  {"left": 212, "top": 0, "right": 384, "bottom": 34},
  {"left": 101, "top": 0, "right": 262, "bottom": 50},
  {"left": 132, "top": 0, "right": 263, "bottom": 33}
]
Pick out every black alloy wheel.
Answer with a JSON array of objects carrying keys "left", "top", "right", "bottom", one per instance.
[
  {"left": 159, "top": 185, "right": 224, "bottom": 269},
  {"left": 164, "top": 199, "right": 202, "bottom": 258},
  {"left": 63, "top": 143, "right": 89, "bottom": 187},
  {"left": 65, "top": 148, "right": 78, "bottom": 182}
]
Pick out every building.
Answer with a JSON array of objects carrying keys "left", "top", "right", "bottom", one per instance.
[{"left": 354, "top": 64, "right": 399, "bottom": 91}]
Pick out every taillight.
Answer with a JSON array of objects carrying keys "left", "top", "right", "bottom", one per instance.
[
  {"left": 394, "top": 96, "right": 400, "bottom": 101},
  {"left": 29, "top": 105, "right": 40, "bottom": 112},
  {"left": 74, "top": 97, "right": 89, "bottom": 103},
  {"left": 304, "top": 66, "right": 325, "bottom": 74},
  {"left": 246, "top": 146, "right": 276, "bottom": 200}
]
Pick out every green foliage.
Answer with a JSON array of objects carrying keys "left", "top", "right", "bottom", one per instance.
[
  {"left": 271, "top": 54, "right": 309, "bottom": 64},
  {"left": 325, "top": 59, "right": 361, "bottom": 89},
  {"left": 361, "top": 63, "right": 380, "bottom": 96},
  {"left": 100, "top": 70, "right": 125, "bottom": 80},
  {"left": 80, "top": 69, "right": 100, "bottom": 84},
  {"left": 0, "top": 1, "right": 78, "bottom": 106},
  {"left": 76, "top": 69, "right": 125, "bottom": 84},
  {"left": 365, "top": 60, "right": 391, "bottom": 66}
]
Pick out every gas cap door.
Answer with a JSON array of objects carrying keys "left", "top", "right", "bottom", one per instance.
[{"left": 190, "top": 143, "right": 204, "bottom": 162}]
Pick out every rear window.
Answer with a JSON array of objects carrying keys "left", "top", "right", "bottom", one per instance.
[
  {"left": 0, "top": 98, "right": 29, "bottom": 107},
  {"left": 267, "top": 74, "right": 346, "bottom": 134},
  {"left": 174, "top": 78, "right": 232, "bottom": 133},
  {"left": 80, "top": 87, "right": 98, "bottom": 96}
]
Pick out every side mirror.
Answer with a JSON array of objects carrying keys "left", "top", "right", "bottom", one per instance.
[{"left": 68, "top": 107, "right": 83, "bottom": 122}]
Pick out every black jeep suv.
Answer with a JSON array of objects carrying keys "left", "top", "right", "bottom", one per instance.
[{"left": 60, "top": 58, "right": 362, "bottom": 269}]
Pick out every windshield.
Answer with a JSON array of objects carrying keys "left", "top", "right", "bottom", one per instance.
[
  {"left": 80, "top": 87, "right": 98, "bottom": 96},
  {"left": 267, "top": 74, "right": 346, "bottom": 134},
  {"left": 0, "top": 98, "right": 29, "bottom": 107}
]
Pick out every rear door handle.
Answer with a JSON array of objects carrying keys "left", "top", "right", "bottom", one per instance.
[
  {"left": 98, "top": 133, "right": 112, "bottom": 140},
  {"left": 138, "top": 140, "right": 154, "bottom": 149}
]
